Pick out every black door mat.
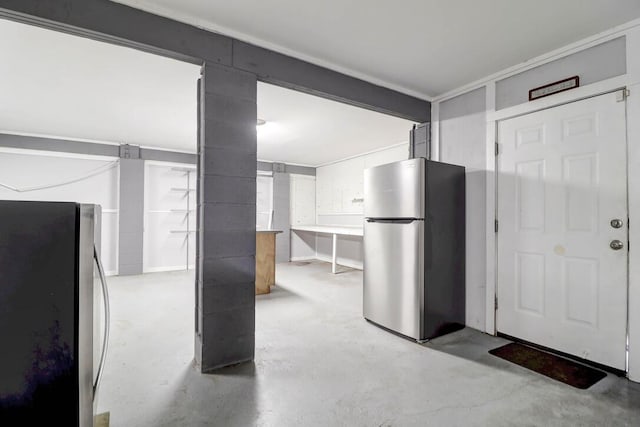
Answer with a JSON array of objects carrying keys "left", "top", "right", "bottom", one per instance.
[{"left": 489, "top": 342, "right": 607, "bottom": 389}]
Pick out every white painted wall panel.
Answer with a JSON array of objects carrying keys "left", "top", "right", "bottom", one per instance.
[
  {"left": 364, "top": 144, "right": 409, "bottom": 169},
  {"left": 144, "top": 212, "right": 190, "bottom": 270},
  {"left": 256, "top": 174, "right": 273, "bottom": 229},
  {"left": 145, "top": 164, "right": 190, "bottom": 211},
  {"left": 495, "top": 37, "right": 626, "bottom": 110},
  {"left": 316, "top": 234, "right": 363, "bottom": 270},
  {"left": 290, "top": 174, "right": 316, "bottom": 225},
  {"left": 290, "top": 174, "right": 316, "bottom": 260},
  {"left": 314, "top": 144, "right": 408, "bottom": 268},
  {"left": 100, "top": 211, "right": 119, "bottom": 275},
  {"left": 439, "top": 87, "right": 487, "bottom": 331},
  {"left": 0, "top": 150, "right": 119, "bottom": 274},
  {"left": 316, "top": 144, "right": 408, "bottom": 219}
]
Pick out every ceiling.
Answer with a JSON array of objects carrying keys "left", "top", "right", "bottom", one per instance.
[
  {"left": 112, "top": 0, "right": 640, "bottom": 98},
  {"left": 0, "top": 18, "right": 201, "bottom": 151},
  {"left": 0, "top": 19, "right": 413, "bottom": 166},
  {"left": 257, "top": 82, "right": 413, "bottom": 166}
]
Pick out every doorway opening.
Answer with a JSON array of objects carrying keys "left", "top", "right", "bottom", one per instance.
[{"left": 256, "top": 81, "right": 417, "bottom": 279}]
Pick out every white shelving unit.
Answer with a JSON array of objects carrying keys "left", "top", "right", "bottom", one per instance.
[
  {"left": 143, "top": 162, "right": 196, "bottom": 272},
  {"left": 169, "top": 167, "right": 196, "bottom": 269}
]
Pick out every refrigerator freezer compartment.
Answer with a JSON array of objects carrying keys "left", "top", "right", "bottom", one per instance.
[{"left": 364, "top": 157, "right": 425, "bottom": 219}]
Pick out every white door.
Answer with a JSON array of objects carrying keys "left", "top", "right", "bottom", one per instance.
[{"left": 497, "top": 91, "right": 628, "bottom": 370}]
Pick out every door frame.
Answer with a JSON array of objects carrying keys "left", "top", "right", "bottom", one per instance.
[
  {"left": 487, "top": 77, "right": 634, "bottom": 363},
  {"left": 487, "top": 76, "right": 630, "bottom": 336},
  {"left": 492, "top": 87, "right": 630, "bottom": 370}
]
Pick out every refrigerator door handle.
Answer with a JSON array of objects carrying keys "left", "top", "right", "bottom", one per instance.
[
  {"left": 365, "top": 218, "right": 421, "bottom": 224},
  {"left": 93, "top": 245, "right": 110, "bottom": 400}
]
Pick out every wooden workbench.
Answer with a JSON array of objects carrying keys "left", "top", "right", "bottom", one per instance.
[{"left": 255, "top": 230, "right": 282, "bottom": 295}]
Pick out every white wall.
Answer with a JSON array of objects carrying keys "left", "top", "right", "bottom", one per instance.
[
  {"left": 256, "top": 173, "right": 274, "bottom": 229},
  {"left": 438, "top": 87, "right": 487, "bottom": 331},
  {"left": 625, "top": 25, "right": 640, "bottom": 383},
  {"left": 0, "top": 149, "right": 120, "bottom": 274},
  {"left": 432, "top": 20, "right": 640, "bottom": 381},
  {"left": 290, "top": 174, "right": 316, "bottom": 260},
  {"left": 314, "top": 143, "right": 409, "bottom": 269}
]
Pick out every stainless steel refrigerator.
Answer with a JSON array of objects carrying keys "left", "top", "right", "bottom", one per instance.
[
  {"left": 0, "top": 201, "right": 110, "bottom": 426},
  {"left": 363, "top": 158, "right": 465, "bottom": 341}
]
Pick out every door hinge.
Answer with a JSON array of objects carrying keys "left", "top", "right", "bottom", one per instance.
[
  {"left": 494, "top": 295, "right": 498, "bottom": 311},
  {"left": 617, "top": 89, "right": 630, "bottom": 102},
  {"left": 495, "top": 142, "right": 500, "bottom": 156},
  {"left": 494, "top": 219, "right": 499, "bottom": 233}
]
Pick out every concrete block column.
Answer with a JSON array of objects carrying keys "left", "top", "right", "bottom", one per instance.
[
  {"left": 272, "top": 172, "right": 291, "bottom": 262},
  {"left": 195, "top": 63, "right": 257, "bottom": 372},
  {"left": 118, "top": 146, "right": 144, "bottom": 276}
]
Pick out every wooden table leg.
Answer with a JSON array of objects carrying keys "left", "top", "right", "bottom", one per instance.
[{"left": 256, "top": 232, "right": 276, "bottom": 295}]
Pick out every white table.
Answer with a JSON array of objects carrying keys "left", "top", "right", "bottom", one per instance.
[{"left": 291, "top": 224, "right": 364, "bottom": 273}]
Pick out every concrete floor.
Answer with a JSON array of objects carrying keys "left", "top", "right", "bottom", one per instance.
[{"left": 97, "top": 261, "right": 640, "bottom": 426}]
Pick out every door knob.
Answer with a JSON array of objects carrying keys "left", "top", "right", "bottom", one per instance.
[
  {"left": 610, "top": 240, "right": 624, "bottom": 250},
  {"left": 610, "top": 219, "right": 624, "bottom": 229}
]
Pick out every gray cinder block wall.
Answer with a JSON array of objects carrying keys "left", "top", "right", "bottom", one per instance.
[
  {"left": 117, "top": 152, "right": 145, "bottom": 276},
  {"left": 273, "top": 172, "right": 291, "bottom": 262},
  {"left": 196, "top": 64, "right": 258, "bottom": 371}
]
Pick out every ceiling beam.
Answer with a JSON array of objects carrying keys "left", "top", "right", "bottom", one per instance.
[
  {"left": 0, "top": 0, "right": 429, "bottom": 122},
  {"left": 233, "top": 40, "right": 428, "bottom": 122}
]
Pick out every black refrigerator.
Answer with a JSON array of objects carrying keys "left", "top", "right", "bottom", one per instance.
[{"left": 0, "top": 201, "right": 108, "bottom": 426}]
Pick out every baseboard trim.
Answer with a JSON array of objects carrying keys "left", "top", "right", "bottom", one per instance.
[
  {"left": 143, "top": 265, "right": 190, "bottom": 273},
  {"left": 290, "top": 256, "right": 317, "bottom": 262}
]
